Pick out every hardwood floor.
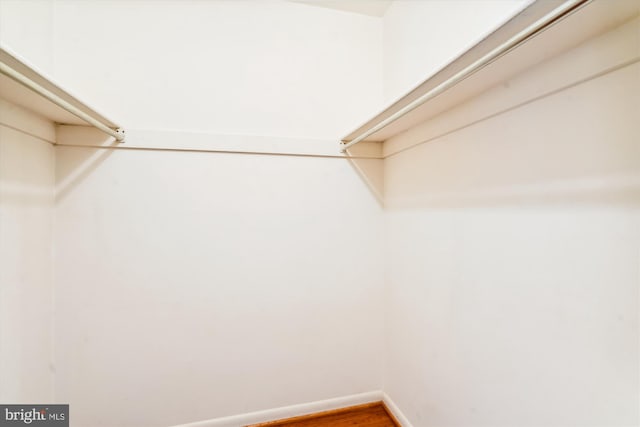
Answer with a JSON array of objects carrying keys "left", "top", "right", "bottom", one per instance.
[{"left": 246, "top": 402, "right": 400, "bottom": 427}]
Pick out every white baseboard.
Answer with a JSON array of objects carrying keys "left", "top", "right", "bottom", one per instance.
[
  {"left": 171, "top": 391, "right": 383, "bottom": 427},
  {"left": 382, "top": 392, "right": 414, "bottom": 427}
]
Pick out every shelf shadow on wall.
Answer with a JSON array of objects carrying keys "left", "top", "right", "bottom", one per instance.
[
  {"left": 384, "top": 177, "right": 640, "bottom": 211},
  {"left": 0, "top": 124, "right": 55, "bottom": 207},
  {"left": 383, "top": 130, "right": 640, "bottom": 211},
  {"left": 343, "top": 141, "right": 384, "bottom": 207},
  {"left": 55, "top": 127, "right": 119, "bottom": 203}
]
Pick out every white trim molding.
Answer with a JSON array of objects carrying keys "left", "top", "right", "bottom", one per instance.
[
  {"left": 170, "top": 391, "right": 383, "bottom": 427},
  {"left": 383, "top": 392, "right": 414, "bottom": 427}
]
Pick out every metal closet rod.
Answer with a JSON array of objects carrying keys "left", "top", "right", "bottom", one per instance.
[
  {"left": 340, "top": 0, "right": 589, "bottom": 153},
  {"left": 0, "top": 62, "right": 125, "bottom": 142}
]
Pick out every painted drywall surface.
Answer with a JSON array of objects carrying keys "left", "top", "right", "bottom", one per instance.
[
  {"left": 383, "top": 20, "right": 640, "bottom": 427},
  {"left": 0, "top": 0, "right": 54, "bottom": 73},
  {"left": 46, "top": 2, "right": 386, "bottom": 425},
  {"left": 53, "top": 143, "right": 385, "bottom": 427},
  {"left": 382, "top": 0, "right": 529, "bottom": 103},
  {"left": 0, "top": 102, "right": 56, "bottom": 402},
  {"left": 51, "top": 0, "right": 383, "bottom": 140}
]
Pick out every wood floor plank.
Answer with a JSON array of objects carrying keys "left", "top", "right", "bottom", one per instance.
[{"left": 246, "top": 402, "right": 399, "bottom": 427}]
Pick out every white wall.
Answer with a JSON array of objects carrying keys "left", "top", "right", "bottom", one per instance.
[
  {"left": 54, "top": 143, "right": 384, "bottom": 427},
  {"left": 48, "top": 1, "right": 386, "bottom": 426},
  {"left": 6, "top": 2, "right": 636, "bottom": 427},
  {"left": 383, "top": 0, "right": 528, "bottom": 103},
  {"left": 383, "top": 17, "right": 640, "bottom": 427},
  {"left": 0, "top": 100, "right": 56, "bottom": 402},
  {"left": 51, "top": 0, "right": 383, "bottom": 139},
  {"left": 0, "top": 0, "right": 56, "bottom": 405},
  {"left": 0, "top": 0, "right": 54, "bottom": 73}
]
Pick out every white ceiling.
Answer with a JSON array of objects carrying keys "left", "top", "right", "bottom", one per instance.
[{"left": 288, "top": 0, "right": 393, "bottom": 17}]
